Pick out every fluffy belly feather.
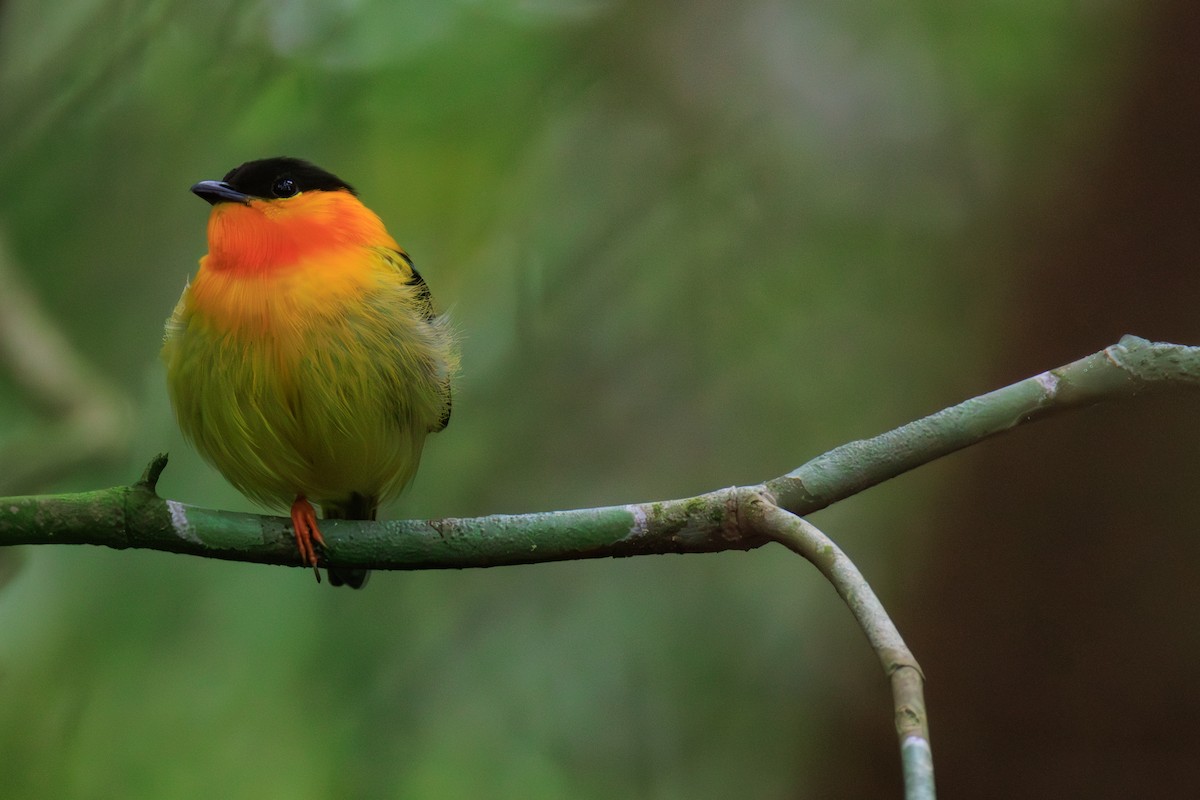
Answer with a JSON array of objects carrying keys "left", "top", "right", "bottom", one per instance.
[{"left": 163, "top": 262, "right": 447, "bottom": 510}]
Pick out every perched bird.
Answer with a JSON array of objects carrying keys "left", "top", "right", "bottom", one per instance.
[{"left": 162, "top": 157, "right": 456, "bottom": 588}]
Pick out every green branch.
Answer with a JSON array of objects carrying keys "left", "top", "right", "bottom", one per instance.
[
  {"left": 4, "top": 335, "right": 1199, "bottom": 798},
  {"left": 3, "top": 336, "right": 1193, "bottom": 570},
  {"left": 766, "top": 335, "right": 1200, "bottom": 515},
  {"left": 750, "top": 503, "right": 934, "bottom": 800},
  {"left": 0, "top": 453, "right": 766, "bottom": 568}
]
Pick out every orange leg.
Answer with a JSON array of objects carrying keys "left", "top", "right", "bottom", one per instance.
[{"left": 290, "top": 495, "right": 326, "bottom": 583}]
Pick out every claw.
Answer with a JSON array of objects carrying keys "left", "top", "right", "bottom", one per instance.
[{"left": 290, "top": 495, "right": 326, "bottom": 583}]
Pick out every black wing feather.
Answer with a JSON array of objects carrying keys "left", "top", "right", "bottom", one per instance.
[{"left": 391, "top": 250, "right": 452, "bottom": 431}]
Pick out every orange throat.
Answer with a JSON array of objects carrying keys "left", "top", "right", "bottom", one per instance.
[
  {"left": 188, "top": 190, "right": 399, "bottom": 335},
  {"left": 203, "top": 190, "right": 395, "bottom": 276}
]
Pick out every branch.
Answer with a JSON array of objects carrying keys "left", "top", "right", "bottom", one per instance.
[
  {"left": 749, "top": 502, "right": 934, "bottom": 800},
  {"left": 1, "top": 336, "right": 1196, "bottom": 569},
  {"left": 765, "top": 335, "right": 1200, "bottom": 515},
  {"left": 0, "top": 453, "right": 768, "bottom": 568},
  {"left": 5, "top": 334, "right": 1195, "bottom": 798}
]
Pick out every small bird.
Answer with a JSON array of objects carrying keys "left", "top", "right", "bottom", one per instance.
[{"left": 162, "top": 157, "right": 456, "bottom": 587}]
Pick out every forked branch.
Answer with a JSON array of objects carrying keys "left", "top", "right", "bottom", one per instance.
[{"left": 4, "top": 335, "right": 1200, "bottom": 799}]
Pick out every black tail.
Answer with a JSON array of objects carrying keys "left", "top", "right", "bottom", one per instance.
[{"left": 322, "top": 493, "right": 375, "bottom": 589}]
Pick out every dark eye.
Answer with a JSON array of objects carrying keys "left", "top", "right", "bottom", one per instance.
[{"left": 272, "top": 177, "right": 298, "bottom": 198}]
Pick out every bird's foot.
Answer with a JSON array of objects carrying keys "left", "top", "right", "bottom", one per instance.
[{"left": 290, "top": 495, "right": 325, "bottom": 583}]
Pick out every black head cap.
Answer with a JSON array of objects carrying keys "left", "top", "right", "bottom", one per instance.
[{"left": 220, "top": 157, "right": 356, "bottom": 200}]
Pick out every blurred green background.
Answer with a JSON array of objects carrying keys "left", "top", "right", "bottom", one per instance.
[{"left": 3, "top": 1, "right": 1200, "bottom": 798}]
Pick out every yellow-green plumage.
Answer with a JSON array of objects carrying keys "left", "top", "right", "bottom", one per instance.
[
  {"left": 163, "top": 158, "right": 455, "bottom": 587},
  {"left": 164, "top": 251, "right": 453, "bottom": 511}
]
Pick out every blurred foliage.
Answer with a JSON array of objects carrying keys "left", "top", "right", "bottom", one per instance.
[{"left": 0, "top": 0, "right": 1141, "bottom": 797}]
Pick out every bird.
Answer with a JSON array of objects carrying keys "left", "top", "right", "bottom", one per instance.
[{"left": 162, "top": 157, "right": 456, "bottom": 588}]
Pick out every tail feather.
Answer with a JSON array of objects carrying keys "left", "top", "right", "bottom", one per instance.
[{"left": 322, "top": 493, "right": 375, "bottom": 589}]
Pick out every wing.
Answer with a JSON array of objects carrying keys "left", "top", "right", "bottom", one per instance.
[{"left": 387, "top": 248, "right": 453, "bottom": 432}]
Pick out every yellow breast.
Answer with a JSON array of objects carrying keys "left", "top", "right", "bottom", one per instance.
[{"left": 163, "top": 246, "right": 450, "bottom": 510}]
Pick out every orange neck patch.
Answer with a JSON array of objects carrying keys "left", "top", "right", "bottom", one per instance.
[{"left": 204, "top": 190, "right": 397, "bottom": 275}]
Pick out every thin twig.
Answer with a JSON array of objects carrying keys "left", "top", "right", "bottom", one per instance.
[{"left": 747, "top": 500, "right": 935, "bottom": 799}]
